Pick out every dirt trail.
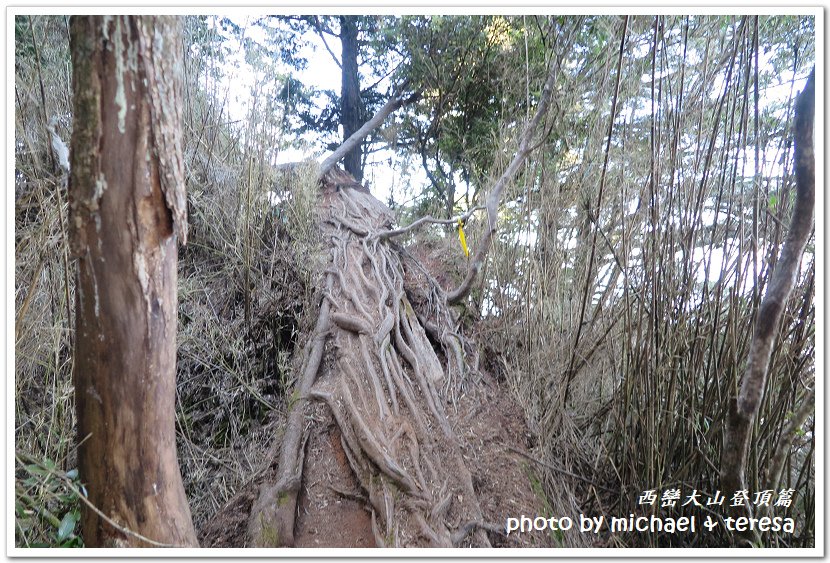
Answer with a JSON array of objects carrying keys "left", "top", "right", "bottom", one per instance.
[
  {"left": 202, "top": 373, "right": 549, "bottom": 548},
  {"left": 202, "top": 168, "right": 552, "bottom": 548},
  {"left": 293, "top": 408, "right": 375, "bottom": 547}
]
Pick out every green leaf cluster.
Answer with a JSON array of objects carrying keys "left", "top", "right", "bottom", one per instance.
[{"left": 15, "top": 457, "right": 85, "bottom": 548}]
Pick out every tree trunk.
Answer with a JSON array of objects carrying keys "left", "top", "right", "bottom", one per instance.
[
  {"left": 721, "top": 67, "right": 814, "bottom": 544},
  {"left": 340, "top": 16, "right": 363, "bottom": 182},
  {"left": 69, "top": 15, "right": 196, "bottom": 547}
]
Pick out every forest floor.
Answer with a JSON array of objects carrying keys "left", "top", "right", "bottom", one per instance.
[
  {"left": 201, "top": 370, "right": 551, "bottom": 548},
  {"left": 197, "top": 216, "right": 554, "bottom": 549}
]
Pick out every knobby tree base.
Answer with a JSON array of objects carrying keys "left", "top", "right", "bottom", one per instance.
[{"left": 247, "top": 167, "right": 496, "bottom": 547}]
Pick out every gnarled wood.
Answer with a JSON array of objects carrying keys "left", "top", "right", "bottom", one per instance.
[{"left": 247, "top": 168, "right": 491, "bottom": 547}]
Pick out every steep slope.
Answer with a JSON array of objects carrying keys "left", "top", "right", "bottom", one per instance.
[{"left": 201, "top": 166, "right": 550, "bottom": 548}]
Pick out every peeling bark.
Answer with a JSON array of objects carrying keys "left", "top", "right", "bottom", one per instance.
[{"left": 69, "top": 15, "right": 196, "bottom": 547}]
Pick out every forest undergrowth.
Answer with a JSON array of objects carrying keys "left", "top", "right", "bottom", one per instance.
[{"left": 14, "top": 14, "right": 815, "bottom": 548}]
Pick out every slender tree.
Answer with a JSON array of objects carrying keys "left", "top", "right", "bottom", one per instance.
[
  {"left": 339, "top": 15, "right": 364, "bottom": 181},
  {"left": 720, "top": 68, "right": 815, "bottom": 536},
  {"left": 263, "top": 15, "right": 393, "bottom": 182},
  {"left": 69, "top": 15, "right": 196, "bottom": 547}
]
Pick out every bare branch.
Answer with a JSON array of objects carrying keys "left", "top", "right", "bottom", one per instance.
[
  {"left": 767, "top": 388, "right": 814, "bottom": 493},
  {"left": 562, "top": 15, "right": 629, "bottom": 405},
  {"left": 446, "top": 55, "right": 559, "bottom": 304},
  {"left": 320, "top": 90, "right": 420, "bottom": 177},
  {"left": 375, "top": 206, "right": 484, "bottom": 240},
  {"left": 311, "top": 16, "right": 342, "bottom": 69}
]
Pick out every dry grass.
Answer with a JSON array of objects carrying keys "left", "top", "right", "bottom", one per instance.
[
  {"left": 14, "top": 15, "right": 79, "bottom": 547},
  {"left": 171, "top": 20, "right": 324, "bottom": 533},
  {"left": 14, "top": 15, "right": 320, "bottom": 546},
  {"left": 14, "top": 14, "right": 815, "bottom": 550},
  {"left": 475, "top": 15, "right": 815, "bottom": 548}
]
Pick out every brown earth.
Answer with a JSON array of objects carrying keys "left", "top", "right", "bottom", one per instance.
[
  {"left": 200, "top": 169, "right": 552, "bottom": 549},
  {"left": 200, "top": 369, "right": 551, "bottom": 548}
]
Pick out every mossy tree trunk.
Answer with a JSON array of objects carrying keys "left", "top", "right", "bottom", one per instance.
[{"left": 69, "top": 15, "right": 196, "bottom": 547}]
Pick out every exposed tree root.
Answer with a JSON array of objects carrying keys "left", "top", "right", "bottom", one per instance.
[{"left": 247, "top": 167, "right": 491, "bottom": 547}]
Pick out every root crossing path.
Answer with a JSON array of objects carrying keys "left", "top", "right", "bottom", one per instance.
[{"left": 245, "top": 167, "right": 542, "bottom": 548}]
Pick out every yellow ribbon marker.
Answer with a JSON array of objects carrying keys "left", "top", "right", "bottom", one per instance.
[{"left": 457, "top": 218, "right": 470, "bottom": 257}]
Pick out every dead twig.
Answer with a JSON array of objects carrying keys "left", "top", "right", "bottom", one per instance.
[{"left": 506, "top": 445, "right": 616, "bottom": 494}]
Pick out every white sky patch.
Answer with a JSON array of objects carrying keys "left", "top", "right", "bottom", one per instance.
[
  {"left": 707, "top": 46, "right": 811, "bottom": 109},
  {"left": 199, "top": 13, "right": 816, "bottom": 278},
  {"left": 205, "top": 15, "right": 429, "bottom": 208},
  {"left": 266, "top": 190, "right": 285, "bottom": 207}
]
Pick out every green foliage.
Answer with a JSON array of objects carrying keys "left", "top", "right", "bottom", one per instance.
[
  {"left": 250, "top": 15, "right": 400, "bottom": 157},
  {"left": 14, "top": 16, "right": 37, "bottom": 63},
  {"left": 393, "top": 15, "right": 542, "bottom": 215},
  {"left": 15, "top": 456, "right": 85, "bottom": 548}
]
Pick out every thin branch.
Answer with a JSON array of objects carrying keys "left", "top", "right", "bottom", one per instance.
[
  {"left": 721, "top": 67, "right": 814, "bottom": 502},
  {"left": 72, "top": 481, "right": 179, "bottom": 547},
  {"left": 362, "top": 58, "right": 405, "bottom": 95},
  {"left": 562, "top": 15, "right": 629, "bottom": 405},
  {"left": 446, "top": 52, "right": 559, "bottom": 305},
  {"left": 506, "top": 446, "right": 616, "bottom": 494},
  {"left": 375, "top": 206, "right": 485, "bottom": 240},
  {"left": 767, "top": 388, "right": 815, "bottom": 493},
  {"left": 16, "top": 453, "right": 179, "bottom": 548},
  {"left": 320, "top": 89, "right": 420, "bottom": 177},
  {"left": 311, "top": 16, "right": 342, "bottom": 69}
]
